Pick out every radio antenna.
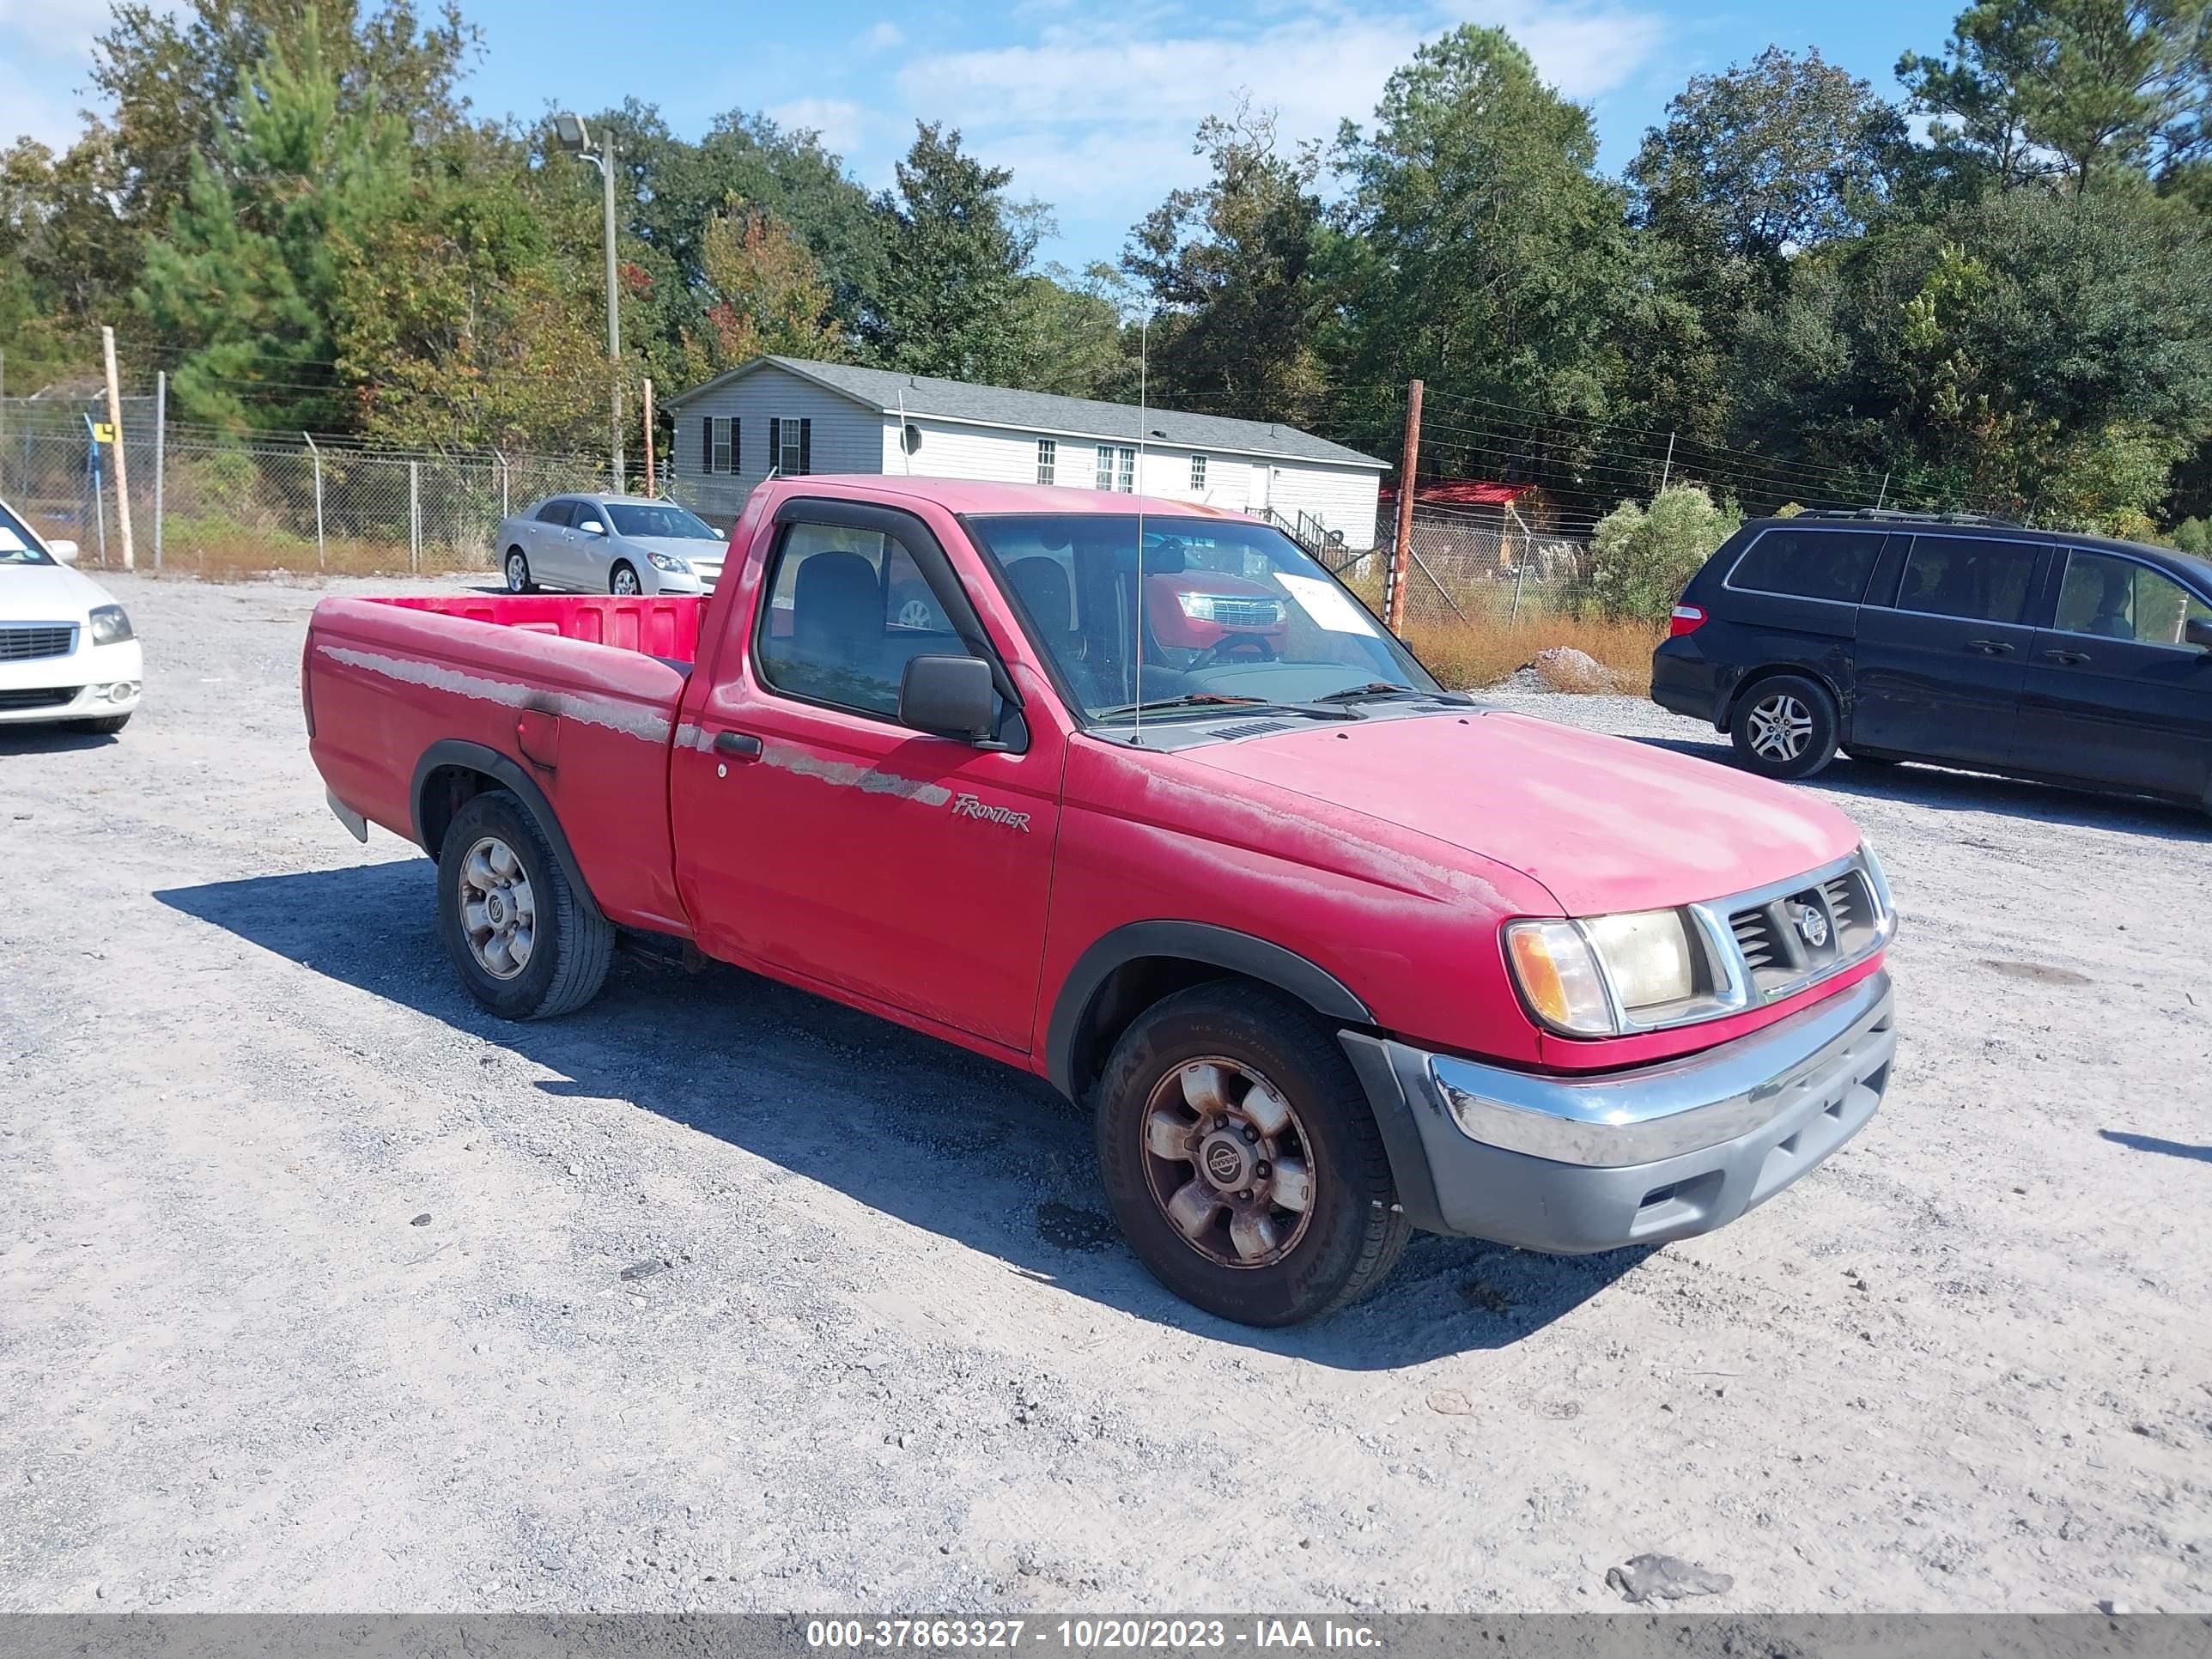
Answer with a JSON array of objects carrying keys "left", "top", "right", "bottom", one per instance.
[{"left": 1132, "top": 313, "right": 1149, "bottom": 744}]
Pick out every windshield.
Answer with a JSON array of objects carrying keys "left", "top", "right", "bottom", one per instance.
[
  {"left": 967, "top": 514, "right": 1438, "bottom": 720},
  {"left": 605, "top": 502, "right": 720, "bottom": 540},
  {"left": 0, "top": 503, "right": 55, "bottom": 566}
]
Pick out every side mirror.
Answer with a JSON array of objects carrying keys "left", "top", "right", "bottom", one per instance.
[
  {"left": 577, "top": 519, "right": 605, "bottom": 536},
  {"left": 47, "top": 539, "right": 79, "bottom": 564},
  {"left": 2187, "top": 616, "right": 2212, "bottom": 652},
  {"left": 899, "top": 654, "right": 994, "bottom": 743}
]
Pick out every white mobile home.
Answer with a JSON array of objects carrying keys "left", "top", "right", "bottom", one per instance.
[{"left": 665, "top": 356, "right": 1387, "bottom": 550}]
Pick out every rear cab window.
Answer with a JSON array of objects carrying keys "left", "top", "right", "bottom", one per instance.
[{"left": 1726, "top": 527, "right": 1886, "bottom": 604}]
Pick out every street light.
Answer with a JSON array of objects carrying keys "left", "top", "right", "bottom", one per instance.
[{"left": 556, "top": 110, "right": 623, "bottom": 486}]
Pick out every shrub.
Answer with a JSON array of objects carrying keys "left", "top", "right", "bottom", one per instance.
[{"left": 1582, "top": 483, "right": 1741, "bottom": 624}]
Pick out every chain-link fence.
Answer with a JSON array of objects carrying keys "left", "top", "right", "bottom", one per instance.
[{"left": 0, "top": 398, "right": 633, "bottom": 579}]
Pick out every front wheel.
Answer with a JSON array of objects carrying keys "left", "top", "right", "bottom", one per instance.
[
  {"left": 435, "top": 790, "right": 614, "bottom": 1020},
  {"left": 1094, "top": 982, "right": 1410, "bottom": 1326},
  {"left": 1730, "top": 673, "right": 1839, "bottom": 781},
  {"left": 611, "top": 562, "right": 641, "bottom": 597}
]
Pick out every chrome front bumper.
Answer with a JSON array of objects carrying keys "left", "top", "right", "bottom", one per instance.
[{"left": 1342, "top": 971, "right": 1895, "bottom": 1253}]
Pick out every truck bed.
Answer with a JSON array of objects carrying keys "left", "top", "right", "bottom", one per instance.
[
  {"left": 377, "top": 593, "right": 707, "bottom": 665},
  {"left": 306, "top": 592, "right": 702, "bottom": 936}
]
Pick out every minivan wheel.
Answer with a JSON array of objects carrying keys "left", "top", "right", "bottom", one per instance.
[
  {"left": 1731, "top": 674, "right": 1838, "bottom": 781},
  {"left": 1094, "top": 982, "right": 1410, "bottom": 1326},
  {"left": 436, "top": 790, "right": 614, "bottom": 1020}
]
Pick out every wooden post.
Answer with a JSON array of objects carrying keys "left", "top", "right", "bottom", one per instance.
[
  {"left": 642, "top": 377, "right": 656, "bottom": 495},
  {"left": 1387, "top": 379, "right": 1422, "bottom": 635},
  {"left": 101, "top": 326, "right": 136, "bottom": 571},
  {"left": 152, "top": 371, "right": 166, "bottom": 570}
]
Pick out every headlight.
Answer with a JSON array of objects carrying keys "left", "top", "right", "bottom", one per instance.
[
  {"left": 647, "top": 551, "right": 690, "bottom": 574},
  {"left": 1504, "top": 908, "right": 1703, "bottom": 1037},
  {"left": 88, "top": 604, "right": 134, "bottom": 645}
]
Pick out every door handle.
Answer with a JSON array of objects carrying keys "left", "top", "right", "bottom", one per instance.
[
  {"left": 1965, "top": 639, "right": 2014, "bottom": 655},
  {"left": 2041, "top": 648, "right": 2090, "bottom": 666},
  {"left": 713, "top": 730, "right": 763, "bottom": 760}
]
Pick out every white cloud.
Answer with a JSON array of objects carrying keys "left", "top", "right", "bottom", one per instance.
[
  {"left": 766, "top": 97, "right": 872, "bottom": 157},
  {"left": 888, "top": 0, "right": 1662, "bottom": 251},
  {"left": 863, "top": 20, "right": 903, "bottom": 52}
]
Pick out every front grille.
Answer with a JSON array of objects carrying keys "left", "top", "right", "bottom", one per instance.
[
  {"left": 1205, "top": 598, "right": 1283, "bottom": 628},
  {"left": 0, "top": 686, "right": 77, "bottom": 710},
  {"left": 1730, "top": 907, "right": 1781, "bottom": 972},
  {"left": 1719, "top": 860, "right": 1887, "bottom": 1000},
  {"left": 0, "top": 624, "right": 76, "bottom": 662}
]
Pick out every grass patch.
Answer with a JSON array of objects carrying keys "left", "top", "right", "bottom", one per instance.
[
  {"left": 82, "top": 532, "right": 487, "bottom": 582},
  {"left": 1405, "top": 610, "right": 1662, "bottom": 695}
]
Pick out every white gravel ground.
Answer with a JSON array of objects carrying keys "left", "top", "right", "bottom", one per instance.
[{"left": 2, "top": 572, "right": 2208, "bottom": 1614}]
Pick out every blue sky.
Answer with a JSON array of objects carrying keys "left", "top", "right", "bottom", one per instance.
[{"left": 9, "top": 0, "right": 1942, "bottom": 266}]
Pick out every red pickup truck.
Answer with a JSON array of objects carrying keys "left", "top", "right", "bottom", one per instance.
[{"left": 305, "top": 477, "right": 1898, "bottom": 1325}]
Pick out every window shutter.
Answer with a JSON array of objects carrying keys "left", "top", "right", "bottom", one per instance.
[
  {"left": 769, "top": 418, "right": 781, "bottom": 475},
  {"left": 732, "top": 418, "right": 740, "bottom": 476},
  {"left": 702, "top": 417, "right": 713, "bottom": 474},
  {"left": 798, "top": 418, "right": 811, "bottom": 476}
]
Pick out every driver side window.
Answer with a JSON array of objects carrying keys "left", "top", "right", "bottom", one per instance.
[{"left": 2056, "top": 552, "right": 2210, "bottom": 647}]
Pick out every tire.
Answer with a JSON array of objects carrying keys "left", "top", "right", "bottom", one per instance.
[
  {"left": 611, "top": 562, "right": 641, "bottom": 597},
  {"left": 435, "top": 789, "right": 614, "bottom": 1021},
  {"left": 1730, "top": 673, "right": 1839, "bottom": 781},
  {"left": 73, "top": 714, "right": 131, "bottom": 735},
  {"left": 1094, "top": 981, "right": 1410, "bottom": 1326},
  {"left": 504, "top": 549, "right": 536, "bottom": 593}
]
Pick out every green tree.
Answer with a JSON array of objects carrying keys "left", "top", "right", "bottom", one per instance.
[
  {"left": 1900, "top": 0, "right": 2212, "bottom": 195},
  {"left": 1123, "top": 102, "right": 1329, "bottom": 423},
  {"left": 1330, "top": 27, "right": 1642, "bottom": 428},
  {"left": 860, "top": 122, "right": 1038, "bottom": 384},
  {"left": 1584, "top": 484, "right": 1743, "bottom": 623},
  {"left": 138, "top": 21, "right": 413, "bottom": 429},
  {"left": 695, "top": 206, "right": 842, "bottom": 368},
  {"left": 1012, "top": 264, "right": 1137, "bottom": 401}
]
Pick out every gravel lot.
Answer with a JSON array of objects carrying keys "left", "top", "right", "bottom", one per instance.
[{"left": 3, "top": 572, "right": 2208, "bottom": 1615}]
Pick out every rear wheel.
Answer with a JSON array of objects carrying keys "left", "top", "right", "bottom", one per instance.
[
  {"left": 1730, "top": 673, "right": 1838, "bottom": 781},
  {"left": 504, "top": 549, "right": 535, "bottom": 593},
  {"left": 611, "top": 562, "right": 641, "bottom": 597},
  {"left": 1094, "top": 982, "right": 1409, "bottom": 1326},
  {"left": 435, "top": 790, "right": 613, "bottom": 1020}
]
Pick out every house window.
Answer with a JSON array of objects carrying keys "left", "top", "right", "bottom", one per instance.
[
  {"left": 710, "top": 417, "right": 732, "bottom": 475},
  {"left": 1115, "top": 447, "right": 1135, "bottom": 493},
  {"left": 1189, "top": 453, "right": 1206, "bottom": 491},
  {"left": 771, "top": 416, "right": 811, "bottom": 477},
  {"left": 1095, "top": 444, "right": 1115, "bottom": 490},
  {"left": 1036, "top": 437, "right": 1056, "bottom": 486}
]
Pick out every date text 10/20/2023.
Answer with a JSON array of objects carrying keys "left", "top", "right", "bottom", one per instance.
[{"left": 804, "top": 1621, "right": 1382, "bottom": 1650}]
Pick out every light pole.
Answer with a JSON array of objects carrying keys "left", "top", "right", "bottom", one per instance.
[{"left": 555, "top": 111, "right": 623, "bottom": 486}]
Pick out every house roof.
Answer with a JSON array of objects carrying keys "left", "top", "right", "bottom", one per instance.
[
  {"left": 1378, "top": 479, "right": 1534, "bottom": 508},
  {"left": 666, "top": 355, "right": 1388, "bottom": 471}
]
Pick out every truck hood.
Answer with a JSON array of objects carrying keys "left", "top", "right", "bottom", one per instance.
[
  {"left": 0, "top": 561, "right": 109, "bottom": 623},
  {"left": 1182, "top": 707, "right": 1860, "bottom": 916}
]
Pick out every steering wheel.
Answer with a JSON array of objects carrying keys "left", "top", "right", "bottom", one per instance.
[{"left": 1188, "top": 633, "right": 1278, "bottom": 670}]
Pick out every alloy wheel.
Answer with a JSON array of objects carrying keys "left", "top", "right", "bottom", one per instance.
[
  {"left": 506, "top": 553, "right": 527, "bottom": 592},
  {"left": 1139, "top": 1058, "right": 1316, "bottom": 1268},
  {"left": 1747, "top": 693, "right": 1813, "bottom": 762},
  {"left": 613, "top": 567, "right": 641, "bottom": 597},
  {"left": 458, "top": 836, "right": 536, "bottom": 979}
]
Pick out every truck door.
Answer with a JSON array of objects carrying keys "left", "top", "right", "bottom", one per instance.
[{"left": 669, "top": 498, "right": 1063, "bottom": 1054}]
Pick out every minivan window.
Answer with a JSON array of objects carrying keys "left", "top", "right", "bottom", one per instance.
[
  {"left": 2056, "top": 551, "right": 2212, "bottom": 646},
  {"left": 1727, "top": 528, "right": 1885, "bottom": 603},
  {"left": 1894, "top": 536, "right": 2039, "bottom": 625}
]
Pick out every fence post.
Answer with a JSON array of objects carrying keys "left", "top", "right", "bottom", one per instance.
[
  {"left": 152, "top": 371, "right": 167, "bottom": 571},
  {"left": 1388, "top": 379, "right": 1421, "bottom": 636},
  {"left": 495, "top": 449, "right": 509, "bottom": 519},
  {"left": 1508, "top": 503, "right": 1532, "bottom": 623},
  {"left": 409, "top": 459, "right": 421, "bottom": 573},
  {"left": 303, "top": 431, "right": 325, "bottom": 567},
  {"left": 100, "top": 326, "right": 135, "bottom": 571},
  {"left": 1658, "top": 430, "right": 1675, "bottom": 494}
]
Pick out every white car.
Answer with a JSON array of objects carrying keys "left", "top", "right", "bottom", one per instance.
[
  {"left": 493, "top": 494, "right": 728, "bottom": 597},
  {"left": 0, "top": 497, "right": 142, "bottom": 735}
]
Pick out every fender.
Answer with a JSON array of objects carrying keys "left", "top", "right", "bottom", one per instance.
[
  {"left": 410, "top": 738, "right": 608, "bottom": 925},
  {"left": 1044, "top": 920, "right": 1372, "bottom": 1100}
]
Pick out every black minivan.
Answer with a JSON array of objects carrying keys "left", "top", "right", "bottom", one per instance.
[{"left": 1651, "top": 511, "right": 2212, "bottom": 811}]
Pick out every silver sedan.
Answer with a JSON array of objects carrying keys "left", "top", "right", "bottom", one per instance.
[{"left": 495, "top": 495, "right": 728, "bottom": 596}]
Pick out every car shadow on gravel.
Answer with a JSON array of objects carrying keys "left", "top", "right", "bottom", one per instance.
[
  {"left": 0, "top": 726, "right": 119, "bottom": 755},
  {"left": 1629, "top": 734, "right": 2212, "bottom": 840},
  {"left": 156, "top": 860, "right": 1647, "bottom": 1369}
]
